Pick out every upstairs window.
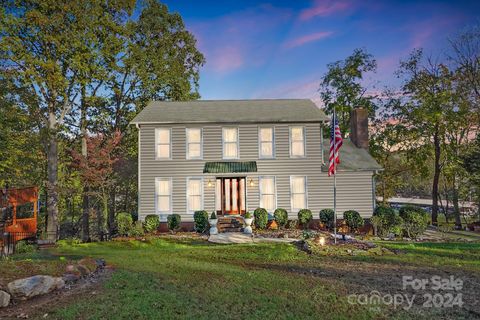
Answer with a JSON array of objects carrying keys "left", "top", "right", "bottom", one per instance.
[
  {"left": 186, "top": 128, "right": 202, "bottom": 159},
  {"left": 259, "top": 127, "right": 274, "bottom": 158},
  {"left": 155, "top": 128, "right": 171, "bottom": 159},
  {"left": 290, "top": 126, "right": 305, "bottom": 157},
  {"left": 223, "top": 127, "right": 239, "bottom": 159}
]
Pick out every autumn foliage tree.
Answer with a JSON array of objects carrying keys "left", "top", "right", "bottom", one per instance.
[{"left": 71, "top": 131, "right": 122, "bottom": 240}]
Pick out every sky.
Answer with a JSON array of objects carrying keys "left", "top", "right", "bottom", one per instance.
[{"left": 162, "top": 0, "right": 480, "bottom": 106}]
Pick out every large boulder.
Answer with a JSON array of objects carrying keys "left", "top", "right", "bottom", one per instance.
[
  {"left": 7, "top": 275, "right": 64, "bottom": 300},
  {"left": 0, "top": 290, "right": 10, "bottom": 307}
]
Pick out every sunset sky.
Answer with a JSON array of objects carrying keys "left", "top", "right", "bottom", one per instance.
[{"left": 163, "top": 0, "right": 480, "bottom": 105}]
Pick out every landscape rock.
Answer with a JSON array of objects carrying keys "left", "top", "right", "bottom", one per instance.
[
  {"left": 0, "top": 290, "right": 10, "bottom": 307},
  {"left": 7, "top": 275, "right": 65, "bottom": 300},
  {"left": 62, "top": 273, "right": 80, "bottom": 284},
  {"left": 78, "top": 257, "right": 98, "bottom": 273},
  {"left": 76, "top": 265, "right": 90, "bottom": 277},
  {"left": 95, "top": 258, "right": 106, "bottom": 268}
]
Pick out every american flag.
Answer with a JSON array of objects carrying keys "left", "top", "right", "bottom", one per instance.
[{"left": 328, "top": 113, "right": 343, "bottom": 176}]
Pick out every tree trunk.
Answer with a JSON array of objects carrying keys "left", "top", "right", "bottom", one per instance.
[
  {"left": 431, "top": 128, "right": 441, "bottom": 226},
  {"left": 46, "top": 111, "right": 59, "bottom": 241},
  {"left": 107, "top": 187, "right": 116, "bottom": 235},
  {"left": 452, "top": 176, "right": 462, "bottom": 230},
  {"left": 80, "top": 87, "right": 90, "bottom": 242}
]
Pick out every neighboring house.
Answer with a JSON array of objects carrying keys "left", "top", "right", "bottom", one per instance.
[{"left": 131, "top": 99, "right": 381, "bottom": 228}]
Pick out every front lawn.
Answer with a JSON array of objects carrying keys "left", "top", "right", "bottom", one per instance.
[{"left": 2, "top": 237, "right": 479, "bottom": 319}]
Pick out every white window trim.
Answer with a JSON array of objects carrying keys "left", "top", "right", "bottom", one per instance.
[
  {"left": 289, "top": 126, "right": 306, "bottom": 158},
  {"left": 222, "top": 127, "right": 240, "bottom": 160},
  {"left": 155, "top": 128, "right": 172, "bottom": 160},
  {"left": 186, "top": 177, "right": 204, "bottom": 214},
  {"left": 290, "top": 176, "right": 308, "bottom": 212},
  {"left": 259, "top": 176, "right": 277, "bottom": 213},
  {"left": 155, "top": 177, "right": 172, "bottom": 215},
  {"left": 186, "top": 128, "right": 203, "bottom": 160},
  {"left": 258, "top": 126, "right": 275, "bottom": 159}
]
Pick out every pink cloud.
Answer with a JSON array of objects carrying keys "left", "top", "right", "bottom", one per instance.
[
  {"left": 284, "top": 31, "right": 333, "bottom": 48},
  {"left": 210, "top": 46, "right": 244, "bottom": 73},
  {"left": 251, "top": 76, "right": 323, "bottom": 107},
  {"left": 299, "top": 0, "right": 352, "bottom": 21},
  {"left": 189, "top": 4, "right": 293, "bottom": 75}
]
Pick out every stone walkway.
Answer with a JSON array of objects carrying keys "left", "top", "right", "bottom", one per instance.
[{"left": 208, "top": 232, "right": 296, "bottom": 244}]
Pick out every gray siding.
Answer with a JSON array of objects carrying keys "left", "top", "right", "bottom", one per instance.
[{"left": 138, "top": 123, "right": 375, "bottom": 221}]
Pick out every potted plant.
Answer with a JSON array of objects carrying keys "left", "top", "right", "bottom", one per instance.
[
  {"left": 243, "top": 211, "right": 254, "bottom": 234},
  {"left": 209, "top": 211, "right": 218, "bottom": 235}
]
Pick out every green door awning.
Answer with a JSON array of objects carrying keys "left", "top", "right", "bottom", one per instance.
[{"left": 203, "top": 161, "right": 257, "bottom": 174}]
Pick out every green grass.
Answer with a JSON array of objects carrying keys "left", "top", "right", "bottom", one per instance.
[{"left": 4, "top": 237, "right": 479, "bottom": 319}]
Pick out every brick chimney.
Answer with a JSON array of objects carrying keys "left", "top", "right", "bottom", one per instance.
[{"left": 350, "top": 107, "right": 369, "bottom": 149}]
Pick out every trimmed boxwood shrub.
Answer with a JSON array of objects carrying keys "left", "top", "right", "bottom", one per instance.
[
  {"left": 116, "top": 212, "right": 133, "bottom": 236},
  {"left": 297, "top": 209, "right": 313, "bottom": 228},
  {"left": 319, "top": 209, "right": 335, "bottom": 229},
  {"left": 254, "top": 208, "right": 268, "bottom": 229},
  {"left": 372, "top": 205, "right": 404, "bottom": 237},
  {"left": 193, "top": 210, "right": 209, "bottom": 233},
  {"left": 273, "top": 208, "right": 288, "bottom": 228},
  {"left": 167, "top": 214, "right": 182, "bottom": 232},
  {"left": 399, "top": 205, "right": 429, "bottom": 239},
  {"left": 131, "top": 221, "right": 145, "bottom": 237},
  {"left": 343, "top": 210, "right": 364, "bottom": 232},
  {"left": 210, "top": 211, "right": 217, "bottom": 219},
  {"left": 144, "top": 214, "right": 160, "bottom": 233}
]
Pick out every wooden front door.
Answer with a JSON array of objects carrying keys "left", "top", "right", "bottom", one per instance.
[{"left": 216, "top": 177, "right": 246, "bottom": 215}]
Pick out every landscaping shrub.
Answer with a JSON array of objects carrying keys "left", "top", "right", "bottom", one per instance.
[
  {"left": 297, "top": 209, "right": 312, "bottom": 228},
  {"left": 372, "top": 205, "right": 403, "bottom": 237},
  {"left": 273, "top": 208, "right": 288, "bottom": 228},
  {"left": 254, "top": 208, "right": 268, "bottom": 229},
  {"left": 370, "top": 215, "right": 385, "bottom": 237},
  {"left": 301, "top": 230, "right": 316, "bottom": 240},
  {"left": 319, "top": 209, "right": 335, "bottom": 229},
  {"left": 399, "top": 205, "right": 429, "bottom": 239},
  {"left": 193, "top": 210, "right": 209, "bottom": 233},
  {"left": 167, "top": 214, "right": 182, "bottom": 232},
  {"left": 131, "top": 221, "right": 145, "bottom": 237},
  {"left": 116, "top": 212, "right": 134, "bottom": 236},
  {"left": 343, "top": 210, "right": 364, "bottom": 232},
  {"left": 144, "top": 214, "right": 160, "bottom": 233},
  {"left": 286, "top": 219, "right": 298, "bottom": 229},
  {"left": 15, "top": 240, "right": 36, "bottom": 254},
  {"left": 244, "top": 211, "right": 253, "bottom": 219}
]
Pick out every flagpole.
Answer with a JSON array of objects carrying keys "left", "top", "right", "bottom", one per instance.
[{"left": 333, "top": 107, "right": 337, "bottom": 245}]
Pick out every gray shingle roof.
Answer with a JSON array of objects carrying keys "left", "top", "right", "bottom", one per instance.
[
  {"left": 322, "top": 139, "right": 382, "bottom": 171},
  {"left": 130, "top": 99, "right": 328, "bottom": 124}
]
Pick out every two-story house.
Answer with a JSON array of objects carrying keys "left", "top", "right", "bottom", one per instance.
[{"left": 131, "top": 99, "right": 381, "bottom": 229}]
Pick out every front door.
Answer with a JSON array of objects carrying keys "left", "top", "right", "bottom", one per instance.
[{"left": 216, "top": 177, "right": 246, "bottom": 215}]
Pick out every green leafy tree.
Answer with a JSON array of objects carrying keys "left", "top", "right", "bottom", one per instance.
[
  {"left": 389, "top": 49, "right": 456, "bottom": 225},
  {"left": 0, "top": 0, "right": 134, "bottom": 239},
  {"left": 319, "top": 48, "right": 377, "bottom": 135}
]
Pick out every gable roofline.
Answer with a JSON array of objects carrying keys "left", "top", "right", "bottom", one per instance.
[{"left": 130, "top": 99, "right": 329, "bottom": 125}]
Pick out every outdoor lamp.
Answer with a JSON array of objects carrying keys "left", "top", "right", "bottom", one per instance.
[
  {"left": 319, "top": 237, "right": 325, "bottom": 246},
  {"left": 249, "top": 178, "right": 254, "bottom": 187},
  {"left": 207, "top": 179, "right": 213, "bottom": 187}
]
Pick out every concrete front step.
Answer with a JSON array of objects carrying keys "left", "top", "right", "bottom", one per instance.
[{"left": 217, "top": 216, "right": 244, "bottom": 233}]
